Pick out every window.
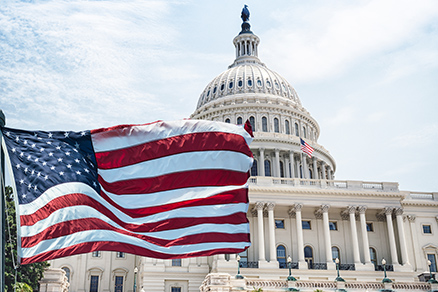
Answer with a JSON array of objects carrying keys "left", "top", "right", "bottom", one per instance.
[
  {"left": 171, "top": 287, "right": 182, "bottom": 292},
  {"left": 266, "top": 80, "right": 271, "bottom": 88},
  {"left": 262, "top": 117, "right": 268, "bottom": 132},
  {"left": 302, "top": 220, "right": 311, "bottom": 230},
  {"left": 61, "top": 267, "right": 70, "bottom": 282},
  {"left": 247, "top": 79, "right": 253, "bottom": 87},
  {"left": 285, "top": 120, "right": 290, "bottom": 134},
  {"left": 229, "top": 81, "right": 234, "bottom": 89},
  {"left": 220, "top": 83, "right": 225, "bottom": 91},
  {"left": 250, "top": 160, "right": 258, "bottom": 176},
  {"left": 249, "top": 116, "right": 255, "bottom": 132},
  {"left": 304, "top": 246, "right": 313, "bottom": 268},
  {"left": 115, "top": 276, "right": 123, "bottom": 292},
  {"left": 366, "top": 222, "right": 374, "bottom": 232},
  {"left": 92, "top": 251, "right": 101, "bottom": 257},
  {"left": 275, "top": 219, "right": 285, "bottom": 229},
  {"left": 423, "top": 225, "right": 432, "bottom": 234},
  {"left": 172, "top": 259, "right": 182, "bottom": 266},
  {"left": 274, "top": 118, "right": 279, "bottom": 133},
  {"left": 428, "top": 254, "right": 437, "bottom": 272},
  {"left": 238, "top": 80, "right": 243, "bottom": 87},
  {"left": 370, "top": 247, "right": 377, "bottom": 267},
  {"left": 332, "top": 246, "right": 340, "bottom": 262},
  {"left": 90, "top": 276, "right": 99, "bottom": 292},
  {"left": 213, "top": 86, "right": 217, "bottom": 94},
  {"left": 257, "top": 79, "right": 262, "bottom": 87},
  {"left": 277, "top": 245, "right": 286, "bottom": 267},
  {"left": 280, "top": 161, "right": 284, "bottom": 178},
  {"left": 264, "top": 160, "right": 271, "bottom": 177},
  {"left": 116, "top": 252, "right": 125, "bottom": 258},
  {"left": 237, "top": 117, "right": 243, "bottom": 125},
  {"left": 225, "top": 118, "right": 230, "bottom": 123},
  {"left": 294, "top": 123, "right": 299, "bottom": 136},
  {"left": 329, "top": 221, "right": 337, "bottom": 231}
]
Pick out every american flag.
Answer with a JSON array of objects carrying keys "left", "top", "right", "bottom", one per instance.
[
  {"left": 1, "top": 120, "right": 253, "bottom": 265},
  {"left": 300, "top": 138, "right": 314, "bottom": 158}
]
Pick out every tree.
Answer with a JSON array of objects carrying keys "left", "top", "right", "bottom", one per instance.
[{"left": 4, "top": 186, "right": 50, "bottom": 292}]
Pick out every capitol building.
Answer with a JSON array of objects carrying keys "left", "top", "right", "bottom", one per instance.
[{"left": 44, "top": 8, "right": 438, "bottom": 292}]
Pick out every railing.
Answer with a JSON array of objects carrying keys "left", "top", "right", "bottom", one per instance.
[
  {"left": 249, "top": 177, "right": 400, "bottom": 192},
  {"left": 279, "top": 262, "right": 298, "bottom": 269},
  {"left": 308, "top": 262, "right": 327, "bottom": 270},
  {"left": 339, "top": 263, "right": 355, "bottom": 270},
  {"left": 408, "top": 192, "right": 437, "bottom": 201},
  {"left": 239, "top": 261, "right": 258, "bottom": 268},
  {"left": 375, "top": 264, "right": 394, "bottom": 271}
]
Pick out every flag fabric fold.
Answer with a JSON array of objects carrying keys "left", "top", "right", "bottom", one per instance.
[{"left": 1, "top": 120, "right": 253, "bottom": 264}]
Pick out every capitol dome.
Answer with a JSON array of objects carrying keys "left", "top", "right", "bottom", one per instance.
[{"left": 191, "top": 9, "right": 336, "bottom": 180}]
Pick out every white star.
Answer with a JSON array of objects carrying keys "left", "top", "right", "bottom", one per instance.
[
  {"left": 44, "top": 175, "right": 49, "bottom": 180},
  {"left": 23, "top": 140, "right": 28, "bottom": 145},
  {"left": 42, "top": 162, "right": 47, "bottom": 166},
  {"left": 40, "top": 147, "right": 45, "bottom": 152},
  {"left": 74, "top": 142, "right": 80, "bottom": 149},
  {"left": 28, "top": 183, "right": 32, "bottom": 189},
  {"left": 59, "top": 171, "right": 64, "bottom": 176},
  {"left": 65, "top": 151, "right": 71, "bottom": 156},
  {"left": 93, "top": 182, "right": 97, "bottom": 187},
  {"left": 5, "top": 131, "right": 10, "bottom": 136},
  {"left": 48, "top": 152, "right": 53, "bottom": 157},
  {"left": 34, "top": 186, "right": 37, "bottom": 191},
  {"left": 34, "top": 158, "right": 39, "bottom": 162},
  {"left": 76, "top": 170, "right": 81, "bottom": 175},
  {"left": 64, "top": 132, "right": 69, "bottom": 138},
  {"left": 22, "top": 194, "right": 26, "bottom": 198},
  {"left": 37, "top": 172, "right": 41, "bottom": 177},
  {"left": 15, "top": 136, "right": 19, "bottom": 142},
  {"left": 48, "top": 133, "right": 53, "bottom": 138},
  {"left": 67, "top": 164, "right": 72, "bottom": 169},
  {"left": 75, "top": 159, "right": 80, "bottom": 163},
  {"left": 50, "top": 166, "right": 55, "bottom": 170},
  {"left": 27, "top": 155, "right": 32, "bottom": 160},
  {"left": 31, "top": 170, "right": 35, "bottom": 175},
  {"left": 15, "top": 164, "right": 20, "bottom": 169},
  {"left": 19, "top": 179, "right": 24, "bottom": 184},
  {"left": 58, "top": 158, "right": 63, "bottom": 162},
  {"left": 46, "top": 141, "right": 52, "bottom": 145},
  {"left": 56, "top": 146, "right": 61, "bottom": 150},
  {"left": 11, "top": 148, "right": 16, "bottom": 153},
  {"left": 20, "top": 152, "right": 24, "bottom": 157},
  {"left": 81, "top": 131, "right": 86, "bottom": 136},
  {"left": 84, "top": 168, "right": 90, "bottom": 173},
  {"left": 24, "top": 168, "right": 28, "bottom": 173},
  {"left": 31, "top": 143, "right": 36, "bottom": 148}
]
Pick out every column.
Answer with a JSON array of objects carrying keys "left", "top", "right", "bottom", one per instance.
[
  {"left": 259, "top": 148, "right": 265, "bottom": 177},
  {"left": 321, "top": 205, "right": 335, "bottom": 269},
  {"left": 312, "top": 158, "right": 319, "bottom": 180},
  {"left": 358, "top": 206, "right": 371, "bottom": 264},
  {"left": 290, "top": 151, "right": 296, "bottom": 178},
  {"left": 408, "top": 215, "right": 422, "bottom": 270},
  {"left": 320, "top": 162, "right": 326, "bottom": 179},
  {"left": 301, "top": 153, "right": 308, "bottom": 179},
  {"left": 275, "top": 149, "right": 280, "bottom": 177},
  {"left": 384, "top": 207, "right": 399, "bottom": 265},
  {"left": 285, "top": 157, "right": 290, "bottom": 178},
  {"left": 395, "top": 208, "right": 410, "bottom": 266},
  {"left": 347, "top": 206, "right": 361, "bottom": 264},
  {"left": 267, "top": 203, "right": 277, "bottom": 262},
  {"left": 256, "top": 202, "right": 266, "bottom": 262},
  {"left": 294, "top": 204, "right": 307, "bottom": 269}
]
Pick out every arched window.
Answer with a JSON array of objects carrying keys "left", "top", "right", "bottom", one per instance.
[
  {"left": 303, "top": 127, "right": 307, "bottom": 138},
  {"left": 279, "top": 161, "right": 284, "bottom": 178},
  {"left": 274, "top": 118, "right": 279, "bottom": 133},
  {"left": 304, "top": 246, "right": 313, "bottom": 269},
  {"left": 277, "top": 245, "right": 287, "bottom": 268},
  {"left": 262, "top": 117, "right": 268, "bottom": 132},
  {"left": 251, "top": 160, "right": 258, "bottom": 176},
  {"left": 264, "top": 160, "right": 271, "bottom": 177},
  {"left": 61, "top": 267, "right": 71, "bottom": 282},
  {"left": 294, "top": 123, "right": 299, "bottom": 136},
  {"left": 369, "top": 247, "right": 377, "bottom": 267},
  {"left": 249, "top": 116, "right": 255, "bottom": 132},
  {"left": 237, "top": 117, "right": 243, "bottom": 125},
  {"left": 332, "top": 246, "right": 340, "bottom": 262},
  {"left": 285, "top": 120, "right": 290, "bottom": 134},
  {"left": 225, "top": 118, "right": 230, "bottom": 123}
]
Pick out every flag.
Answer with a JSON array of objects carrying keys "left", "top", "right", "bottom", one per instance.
[
  {"left": 300, "top": 138, "right": 314, "bottom": 158},
  {"left": 1, "top": 120, "right": 253, "bottom": 265}
]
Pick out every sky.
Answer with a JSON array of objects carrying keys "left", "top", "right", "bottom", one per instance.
[{"left": 1, "top": 0, "right": 437, "bottom": 192}]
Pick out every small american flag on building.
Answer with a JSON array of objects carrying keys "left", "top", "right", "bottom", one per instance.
[
  {"left": 300, "top": 138, "right": 314, "bottom": 158},
  {"left": 1, "top": 120, "right": 253, "bottom": 265}
]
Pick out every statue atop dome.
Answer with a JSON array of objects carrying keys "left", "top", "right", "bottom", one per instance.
[{"left": 240, "top": 5, "right": 252, "bottom": 34}]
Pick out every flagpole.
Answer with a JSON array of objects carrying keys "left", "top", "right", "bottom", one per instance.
[{"left": 0, "top": 109, "right": 6, "bottom": 292}]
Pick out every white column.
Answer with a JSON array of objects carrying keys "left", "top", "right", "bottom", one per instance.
[
  {"left": 312, "top": 158, "right": 319, "bottom": 179},
  {"left": 301, "top": 153, "right": 308, "bottom": 179},
  {"left": 259, "top": 148, "right": 265, "bottom": 177},
  {"left": 285, "top": 157, "right": 290, "bottom": 178},
  {"left": 384, "top": 207, "right": 399, "bottom": 265},
  {"left": 408, "top": 215, "right": 422, "bottom": 270},
  {"left": 348, "top": 206, "right": 361, "bottom": 264},
  {"left": 256, "top": 202, "right": 266, "bottom": 262},
  {"left": 267, "top": 203, "right": 277, "bottom": 263},
  {"left": 320, "top": 161, "right": 326, "bottom": 179},
  {"left": 358, "top": 206, "right": 371, "bottom": 264},
  {"left": 290, "top": 151, "right": 295, "bottom": 178},
  {"left": 321, "top": 205, "right": 334, "bottom": 269},
  {"left": 275, "top": 149, "right": 280, "bottom": 177},
  {"left": 395, "top": 208, "right": 410, "bottom": 266},
  {"left": 294, "top": 204, "right": 307, "bottom": 269}
]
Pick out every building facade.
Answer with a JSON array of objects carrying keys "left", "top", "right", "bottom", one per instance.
[{"left": 48, "top": 9, "right": 438, "bottom": 292}]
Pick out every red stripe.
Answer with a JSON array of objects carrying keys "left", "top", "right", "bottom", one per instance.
[
  {"left": 20, "top": 189, "right": 248, "bottom": 225},
  {"left": 21, "top": 241, "right": 249, "bottom": 265},
  {"left": 99, "top": 169, "right": 250, "bottom": 195},
  {"left": 22, "top": 217, "right": 249, "bottom": 248},
  {"left": 90, "top": 120, "right": 162, "bottom": 135},
  {"left": 95, "top": 131, "right": 253, "bottom": 169}
]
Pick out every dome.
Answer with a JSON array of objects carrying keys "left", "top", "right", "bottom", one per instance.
[{"left": 196, "top": 62, "right": 302, "bottom": 110}]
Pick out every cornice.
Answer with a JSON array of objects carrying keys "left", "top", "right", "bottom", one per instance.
[{"left": 401, "top": 200, "right": 438, "bottom": 207}]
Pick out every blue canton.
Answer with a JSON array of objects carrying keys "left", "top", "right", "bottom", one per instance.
[{"left": 2, "top": 128, "right": 100, "bottom": 204}]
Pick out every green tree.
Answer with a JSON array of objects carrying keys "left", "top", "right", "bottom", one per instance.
[{"left": 4, "top": 186, "right": 50, "bottom": 292}]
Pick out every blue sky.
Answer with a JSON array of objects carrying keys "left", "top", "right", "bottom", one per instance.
[{"left": 1, "top": 0, "right": 437, "bottom": 192}]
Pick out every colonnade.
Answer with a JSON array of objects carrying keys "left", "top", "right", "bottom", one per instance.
[
  {"left": 256, "top": 148, "right": 334, "bottom": 180},
  {"left": 251, "top": 202, "right": 411, "bottom": 271}
]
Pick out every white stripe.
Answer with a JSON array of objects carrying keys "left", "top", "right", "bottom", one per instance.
[
  {"left": 22, "top": 202, "right": 248, "bottom": 237},
  {"left": 19, "top": 182, "right": 248, "bottom": 215},
  {"left": 22, "top": 229, "right": 251, "bottom": 259},
  {"left": 98, "top": 151, "right": 253, "bottom": 183},
  {"left": 102, "top": 184, "right": 246, "bottom": 209},
  {"left": 91, "top": 120, "right": 253, "bottom": 152}
]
